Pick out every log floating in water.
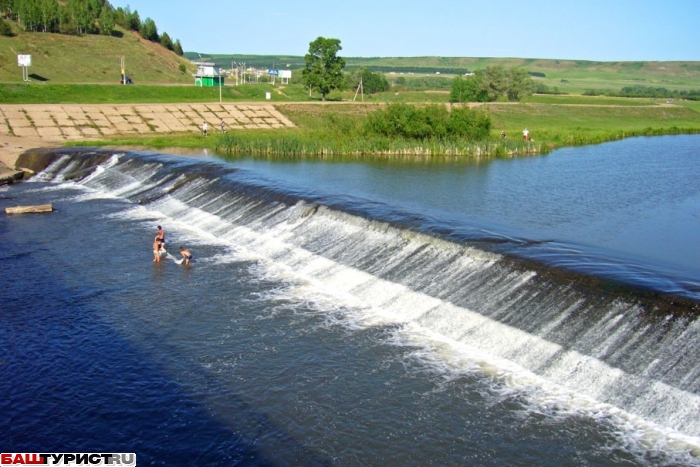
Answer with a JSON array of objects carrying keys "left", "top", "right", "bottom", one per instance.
[{"left": 5, "top": 204, "right": 53, "bottom": 214}]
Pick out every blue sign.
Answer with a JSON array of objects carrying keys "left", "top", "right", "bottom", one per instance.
[{"left": 267, "top": 69, "right": 279, "bottom": 76}]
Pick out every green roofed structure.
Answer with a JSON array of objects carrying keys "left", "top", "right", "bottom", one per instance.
[{"left": 193, "top": 62, "right": 225, "bottom": 87}]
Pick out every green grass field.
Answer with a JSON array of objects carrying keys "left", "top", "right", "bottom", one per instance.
[
  {"left": 0, "top": 82, "right": 314, "bottom": 104},
  {"left": 2, "top": 26, "right": 699, "bottom": 158},
  {"left": 69, "top": 97, "right": 700, "bottom": 159},
  {"left": 484, "top": 102, "right": 700, "bottom": 146}
]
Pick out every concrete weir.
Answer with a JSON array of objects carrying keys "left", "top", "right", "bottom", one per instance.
[{"left": 0, "top": 164, "right": 24, "bottom": 185}]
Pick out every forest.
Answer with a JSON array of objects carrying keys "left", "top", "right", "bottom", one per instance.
[{"left": 0, "top": 0, "right": 183, "bottom": 55}]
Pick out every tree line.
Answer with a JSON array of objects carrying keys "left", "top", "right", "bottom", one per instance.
[
  {"left": 0, "top": 0, "right": 183, "bottom": 55},
  {"left": 300, "top": 37, "right": 534, "bottom": 104},
  {"left": 450, "top": 66, "right": 534, "bottom": 102},
  {"left": 583, "top": 85, "right": 700, "bottom": 101}
]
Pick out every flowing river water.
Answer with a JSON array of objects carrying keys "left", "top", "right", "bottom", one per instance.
[{"left": 1, "top": 135, "right": 699, "bottom": 465}]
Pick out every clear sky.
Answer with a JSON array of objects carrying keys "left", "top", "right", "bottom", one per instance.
[{"left": 110, "top": 0, "right": 700, "bottom": 61}]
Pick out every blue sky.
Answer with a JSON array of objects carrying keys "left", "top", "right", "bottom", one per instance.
[{"left": 110, "top": 0, "right": 700, "bottom": 61}]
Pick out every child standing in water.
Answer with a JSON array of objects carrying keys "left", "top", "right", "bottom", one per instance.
[
  {"left": 179, "top": 246, "right": 193, "bottom": 265},
  {"left": 153, "top": 238, "right": 162, "bottom": 262}
]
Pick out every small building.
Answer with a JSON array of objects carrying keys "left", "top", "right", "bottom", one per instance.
[{"left": 192, "top": 62, "right": 225, "bottom": 87}]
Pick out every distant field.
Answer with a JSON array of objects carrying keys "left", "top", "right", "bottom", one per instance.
[
  {"left": 0, "top": 36, "right": 698, "bottom": 157},
  {"left": 522, "top": 95, "right": 664, "bottom": 106},
  {"left": 483, "top": 101, "right": 700, "bottom": 145},
  {"left": 192, "top": 53, "right": 700, "bottom": 95}
]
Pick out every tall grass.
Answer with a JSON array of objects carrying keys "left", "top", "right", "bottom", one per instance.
[
  {"left": 214, "top": 132, "right": 546, "bottom": 159},
  {"left": 214, "top": 104, "right": 545, "bottom": 159}
]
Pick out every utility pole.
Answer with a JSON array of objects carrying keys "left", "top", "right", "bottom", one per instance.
[{"left": 353, "top": 76, "right": 363, "bottom": 102}]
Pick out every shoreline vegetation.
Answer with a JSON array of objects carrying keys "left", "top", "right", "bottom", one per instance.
[
  {"left": 2, "top": 84, "right": 700, "bottom": 161},
  {"left": 1, "top": 24, "right": 699, "bottom": 160}
]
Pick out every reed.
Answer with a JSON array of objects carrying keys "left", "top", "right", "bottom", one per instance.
[
  {"left": 214, "top": 131, "right": 546, "bottom": 160},
  {"left": 213, "top": 103, "right": 543, "bottom": 159}
]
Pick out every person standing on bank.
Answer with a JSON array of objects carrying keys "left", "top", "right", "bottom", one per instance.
[
  {"left": 220, "top": 119, "right": 226, "bottom": 133},
  {"left": 523, "top": 128, "right": 529, "bottom": 141},
  {"left": 202, "top": 121, "right": 208, "bottom": 136}
]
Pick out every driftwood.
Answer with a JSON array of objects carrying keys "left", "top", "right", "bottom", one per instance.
[{"left": 5, "top": 204, "right": 53, "bottom": 214}]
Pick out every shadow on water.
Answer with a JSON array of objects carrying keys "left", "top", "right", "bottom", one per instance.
[{"left": 0, "top": 210, "right": 330, "bottom": 466}]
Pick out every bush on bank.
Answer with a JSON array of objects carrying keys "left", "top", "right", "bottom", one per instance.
[{"left": 214, "top": 103, "right": 546, "bottom": 158}]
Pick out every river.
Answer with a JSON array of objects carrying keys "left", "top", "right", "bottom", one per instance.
[{"left": 1, "top": 135, "right": 699, "bottom": 466}]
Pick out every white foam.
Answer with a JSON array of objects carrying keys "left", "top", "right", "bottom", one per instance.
[{"left": 40, "top": 160, "right": 700, "bottom": 461}]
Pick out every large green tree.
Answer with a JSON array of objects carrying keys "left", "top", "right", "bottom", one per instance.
[
  {"left": 302, "top": 36, "right": 346, "bottom": 101},
  {"left": 450, "top": 74, "right": 485, "bottom": 103},
  {"left": 507, "top": 67, "right": 534, "bottom": 101},
  {"left": 344, "top": 67, "right": 390, "bottom": 94},
  {"left": 450, "top": 67, "right": 533, "bottom": 103}
]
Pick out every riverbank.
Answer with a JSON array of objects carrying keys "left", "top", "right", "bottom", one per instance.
[
  {"left": 2, "top": 99, "right": 699, "bottom": 166},
  {"left": 0, "top": 102, "right": 295, "bottom": 172}
]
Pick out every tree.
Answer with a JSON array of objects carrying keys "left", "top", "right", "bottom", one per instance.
[
  {"left": 37, "top": 0, "right": 59, "bottom": 33},
  {"left": 484, "top": 65, "right": 508, "bottom": 102},
  {"left": 173, "top": 39, "right": 184, "bottom": 56},
  {"left": 345, "top": 68, "right": 390, "bottom": 94},
  {"left": 114, "top": 6, "right": 130, "bottom": 29},
  {"left": 450, "top": 74, "right": 487, "bottom": 103},
  {"left": 139, "top": 17, "right": 157, "bottom": 41},
  {"left": 159, "top": 31, "right": 173, "bottom": 50},
  {"left": 507, "top": 67, "right": 534, "bottom": 101},
  {"left": 98, "top": 4, "right": 114, "bottom": 36},
  {"left": 128, "top": 8, "right": 140, "bottom": 31},
  {"left": 302, "top": 36, "right": 346, "bottom": 101},
  {"left": 361, "top": 68, "right": 389, "bottom": 94},
  {"left": 0, "top": 0, "right": 13, "bottom": 19},
  {"left": 65, "top": 0, "right": 93, "bottom": 35}
]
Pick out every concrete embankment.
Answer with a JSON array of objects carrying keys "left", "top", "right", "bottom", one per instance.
[
  {"left": 0, "top": 102, "right": 297, "bottom": 184},
  {"left": 0, "top": 135, "right": 54, "bottom": 185}
]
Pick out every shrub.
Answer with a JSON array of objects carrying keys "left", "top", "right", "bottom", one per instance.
[
  {"left": 0, "top": 18, "right": 14, "bottom": 37},
  {"left": 364, "top": 103, "right": 491, "bottom": 141}
]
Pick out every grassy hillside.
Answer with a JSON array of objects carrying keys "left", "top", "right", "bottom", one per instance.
[{"left": 0, "top": 27, "right": 194, "bottom": 84}]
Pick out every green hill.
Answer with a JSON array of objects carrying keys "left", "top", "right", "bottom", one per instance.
[
  {"left": 2, "top": 25, "right": 699, "bottom": 94},
  {"left": 0, "top": 27, "right": 194, "bottom": 84},
  {"left": 190, "top": 53, "right": 700, "bottom": 94}
]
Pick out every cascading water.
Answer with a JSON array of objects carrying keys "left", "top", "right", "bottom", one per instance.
[{"left": 10, "top": 146, "right": 700, "bottom": 463}]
